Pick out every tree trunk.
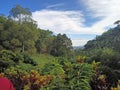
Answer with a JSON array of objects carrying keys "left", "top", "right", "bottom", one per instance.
[{"left": 22, "top": 42, "right": 24, "bottom": 53}]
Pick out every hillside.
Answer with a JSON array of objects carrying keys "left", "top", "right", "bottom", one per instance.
[
  {"left": 84, "top": 25, "right": 120, "bottom": 52},
  {"left": 80, "top": 25, "right": 120, "bottom": 89}
]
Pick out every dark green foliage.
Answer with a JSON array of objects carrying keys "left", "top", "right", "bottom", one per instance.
[
  {"left": 82, "top": 48, "right": 120, "bottom": 87},
  {"left": 41, "top": 61, "right": 65, "bottom": 75},
  {"left": 0, "top": 50, "right": 21, "bottom": 71},
  {"left": 81, "top": 25, "right": 120, "bottom": 88},
  {"left": 84, "top": 26, "right": 120, "bottom": 52},
  {"left": 0, "top": 50, "right": 37, "bottom": 72},
  {"left": 35, "top": 29, "right": 54, "bottom": 54},
  {"left": 64, "top": 63, "right": 94, "bottom": 90},
  {"left": 0, "top": 16, "right": 39, "bottom": 53},
  {"left": 40, "top": 57, "right": 94, "bottom": 90},
  {"left": 99, "top": 66, "right": 119, "bottom": 87},
  {"left": 22, "top": 53, "right": 37, "bottom": 66},
  {"left": 50, "top": 34, "right": 73, "bottom": 57},
  {"left": 0, "top": 6, "right": 73, "bottom": 56},
  {"left": 17, "top": 23, "right": 39, "bottom": 53}
]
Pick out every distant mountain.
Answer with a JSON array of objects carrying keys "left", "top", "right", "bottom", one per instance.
[
  {"left": 73, "top": 46, "right": 84, "bottom": 50},
  {"left": 84, "top": 25, "right": 120, "bottom": 52}
]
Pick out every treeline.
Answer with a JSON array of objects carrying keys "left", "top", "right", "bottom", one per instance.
[
  {"left": 0, "top": 5, "right": 73, "bottom": 57},
  {"left": 84, "top": 22, "right": 120, "bottom": 52}
]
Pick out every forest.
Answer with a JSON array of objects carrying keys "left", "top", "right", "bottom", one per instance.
[{"left": 0, "top": 5, "right": 120, "bottom": 90}]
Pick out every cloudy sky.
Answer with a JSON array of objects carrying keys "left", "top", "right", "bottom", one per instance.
[{"left": 0, "top": 0, "right": 120, "bottom": 46}]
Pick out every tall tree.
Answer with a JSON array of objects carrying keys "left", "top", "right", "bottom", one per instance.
[
  {"left": 0, "top": 16, "right": 39, "bottom": 53},
  {"left": 9, "top": 5, "right": 38, "bottom": 53},
  {"left": 50, "top": 34, "right": 73, "bottom": 57},
  {"left": 9, "top": 5, "right": 32, "bottom": 24},
  {"left": 35, "top": 29, "right": 54, "bottom": 53},
  {"left": 17, "top": 23, "right": 39, "bottom": 53}
]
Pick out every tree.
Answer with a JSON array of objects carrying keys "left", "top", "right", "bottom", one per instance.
[
  {"left": 9, "top": 5, "right": 32, "bottom": 24},
  {"left": 35, "top": 29, "right": 54, "bottom": 53},
  {"left": 0, "top": 16, "right": 39, "bottom": 53},
  {"left": 114, "top": 20, "right": 120, "bottom": 26},
  {"left": 0, "top": 15, "right": 7, "bottom": 50},
  {"left": 8, "top": 5, "right": 39, "bottom": 53},
  {"left": 17, "top": 23, "right": 39, "bottom": 53},
  {"left": 50, "top": 34, "right": 73, "bottom": 57}
]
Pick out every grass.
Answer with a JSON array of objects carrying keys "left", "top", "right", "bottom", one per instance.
[
  {"left": 31, "top": 54, "right": 56, "bottom": 69},
  {"left": 18, "top": 53, "right": 58, "bottom": 72}
]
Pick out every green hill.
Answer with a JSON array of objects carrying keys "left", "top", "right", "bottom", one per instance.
[{"left": 84, "top": 25, "right": 120, "bottom": 52}]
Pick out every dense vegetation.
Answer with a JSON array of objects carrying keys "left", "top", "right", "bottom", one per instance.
[
  {"left": 75, "top": 22, "right": 120, "bottom": 89},
  {"left": 0, "top": 5, "right": 120, "bottom": 90},
  {"left": 84, "top": 24, "right": 120, "bottom": 52}
]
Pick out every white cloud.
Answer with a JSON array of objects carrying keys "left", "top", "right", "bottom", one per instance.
[
  {"left": 32, "top": 0, "right": 120, "bottom": 46},
  {"left": 72, "top": 39, "right": 89, "bottom": 46},
  {"left": 81, "top": 0, "right": 120, "bottom": 28},
  {"left": 32, "top": 10, "right": 104, "bottom": 34},
  {"left": 32, "top": 10, "right": 85, "bottom": 34},
  {"left": 81, "top": 0, "right": 120, "bottom": 36},
  {"left": 82, "top": 0, "right": 120, "bottom": 18},
  {"left": 46, "top": 3, "right": 64, "bottom": 9}
]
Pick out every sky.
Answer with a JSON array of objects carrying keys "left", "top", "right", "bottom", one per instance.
[{"left": 0, "top": 0, "right": 120, "bottom": 46}]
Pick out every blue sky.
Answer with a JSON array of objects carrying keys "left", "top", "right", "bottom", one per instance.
[{"left": 0, "top": 0, "right": 119, "bottom": 46}]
